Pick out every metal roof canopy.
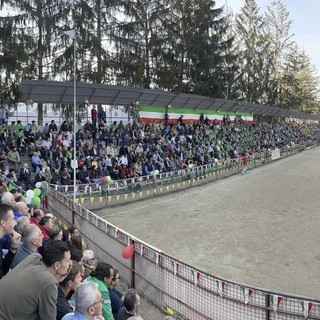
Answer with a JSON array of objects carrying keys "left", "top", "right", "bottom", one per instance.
[{"left": 19, "top": 80, "right": 320, "bottom": 121}]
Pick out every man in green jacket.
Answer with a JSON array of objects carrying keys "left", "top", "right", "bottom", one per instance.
[{"left": 85, "top": 262, "right": 115, "bottom": 320}]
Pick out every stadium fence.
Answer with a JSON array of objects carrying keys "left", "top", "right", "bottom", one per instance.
[{"left": 46, "top": 143, "right": 320, "bottom": 319}]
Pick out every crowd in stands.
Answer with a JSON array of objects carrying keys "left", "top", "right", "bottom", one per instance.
[
  {"left": 0, "top": 114, "right": 319, "bottom": 192},
  {"left": 0, "top": 194, "right": 170, "bottom": 319},
  {"left": 0, "top": 113, "right": 319, "bottom": 319}
]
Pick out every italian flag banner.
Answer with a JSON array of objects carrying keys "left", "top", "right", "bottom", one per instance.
[
  {"left": 241, "top": 287, "right": 253, "bottom": 304},
  {"left": 153, "top": 251, "right": 160, "bottom": 265},
  {"left": 171, "top": 260, "right": 179, "bottom": 276},
  {"left": 269, "top": 294, "right": 283, "bottom": 313},
  {"left": 299, "top": 300, "right": 313, "bottom": 318},
  {"left": 216, "top": 280, "right": 226, "bottom": 297},
  {"left": 139, "top": 105, "right": 253, "bottom": 124},
  {"left": 191, "top": 270, "right": 201, "bottom": 286}
]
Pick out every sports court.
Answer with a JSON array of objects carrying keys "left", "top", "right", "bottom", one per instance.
[{"left": 96, "top": 147, "right": 320, "bottom": 298}]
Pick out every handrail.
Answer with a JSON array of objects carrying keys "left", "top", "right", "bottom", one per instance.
[
  {"left": 0, "top": 173, "right": 26, "bottom": 194},
  {"left": 49, "top": 151, "right": 270, "bottom": 195}
]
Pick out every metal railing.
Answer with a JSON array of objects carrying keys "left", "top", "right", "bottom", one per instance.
[
  {"left": 0, "top": 173, "right": 26, "bottom": 194},
  {"left": 46, "top": 143, "right": 320, "bottom": 319},
  {"left": 47, "top": 186, "right": 320, "bottom": 320},
  {"left": 49, "top": 151, "right": 272, "bottom": 210}
]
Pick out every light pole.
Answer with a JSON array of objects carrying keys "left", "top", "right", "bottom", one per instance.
[{"left": 64, "top": 29, "right": 77, "bottom": 202}]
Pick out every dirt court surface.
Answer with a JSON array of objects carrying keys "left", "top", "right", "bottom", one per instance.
[{"left": 96, "top": 147, "right": 320, "bottom": 298}]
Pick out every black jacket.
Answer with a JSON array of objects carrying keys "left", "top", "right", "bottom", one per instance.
[{"left": 0, "top": 245, "right": 15, "bottom": 279}]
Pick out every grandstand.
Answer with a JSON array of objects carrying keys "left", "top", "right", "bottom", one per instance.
[{"left": 0, "top": 79, "right": 318, "bottom": 319}]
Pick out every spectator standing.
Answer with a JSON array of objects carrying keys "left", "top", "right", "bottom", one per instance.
[
  {"left": 23, "top": 122, "right": 31, "bottom": 137},
  {"left": 241, "top": 153, "right": 249, "bottom": 175},
  {"left": 43, "top": 122, "right": 50, "bottom": 134},
  {"left": 98, "top": 106, "right": 107, "bottom": 124},
  {"left": 0, "top": 240, "right": 72, "bottom": 319},
  {"left": 61, "top": 120, "right": 69, "bottom": 133},
  {"left": 91, "top": 105, "right": 98, "bottom": 129},
  {"left": 7, "top": 146, "right": 21, "bottom": 171},
  {"left": 49, "top": 120, "right": 58, "bottom": 132}
]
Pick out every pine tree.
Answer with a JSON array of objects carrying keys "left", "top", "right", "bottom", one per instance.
[
  {"left": 0, "top": 12, "right": 27, "bottom": 110},
  {"left": 218, "top": 2, "right": 239, "bottom": 100},
  {"left": 111, "top": 0, "right": 170, "bottom": 88},
  {"left": 177, "top": 0, "right": 234, "bottom": 97},
  {"left": 264, "top": 0, "right": 294, "bottom": 106},
  {"left": 280, "top": 44, "right": 320, "bottom": 112},
  {"left": 1, "top": 0, "right": 70, "bottom": 124},
  {"left": 235, "top": 0, "right": 271, "bottom": 104},
  {"left": 153, "top": 0, "right": 234, "bottom": 98}
]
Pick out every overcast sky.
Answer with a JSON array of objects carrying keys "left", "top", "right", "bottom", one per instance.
[{"left": 218, "top": 0, "right": 320, "bottom": 74}]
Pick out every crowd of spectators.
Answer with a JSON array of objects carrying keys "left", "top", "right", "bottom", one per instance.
[
  {"left": 0, "top": 195, "right": 155, "bottom": 319},
  {"left": 0, "top": 113, "right": 319, "bottom": 319},
  {"left": 0, "top": 114, "right": 319, "bottom": 191}
]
